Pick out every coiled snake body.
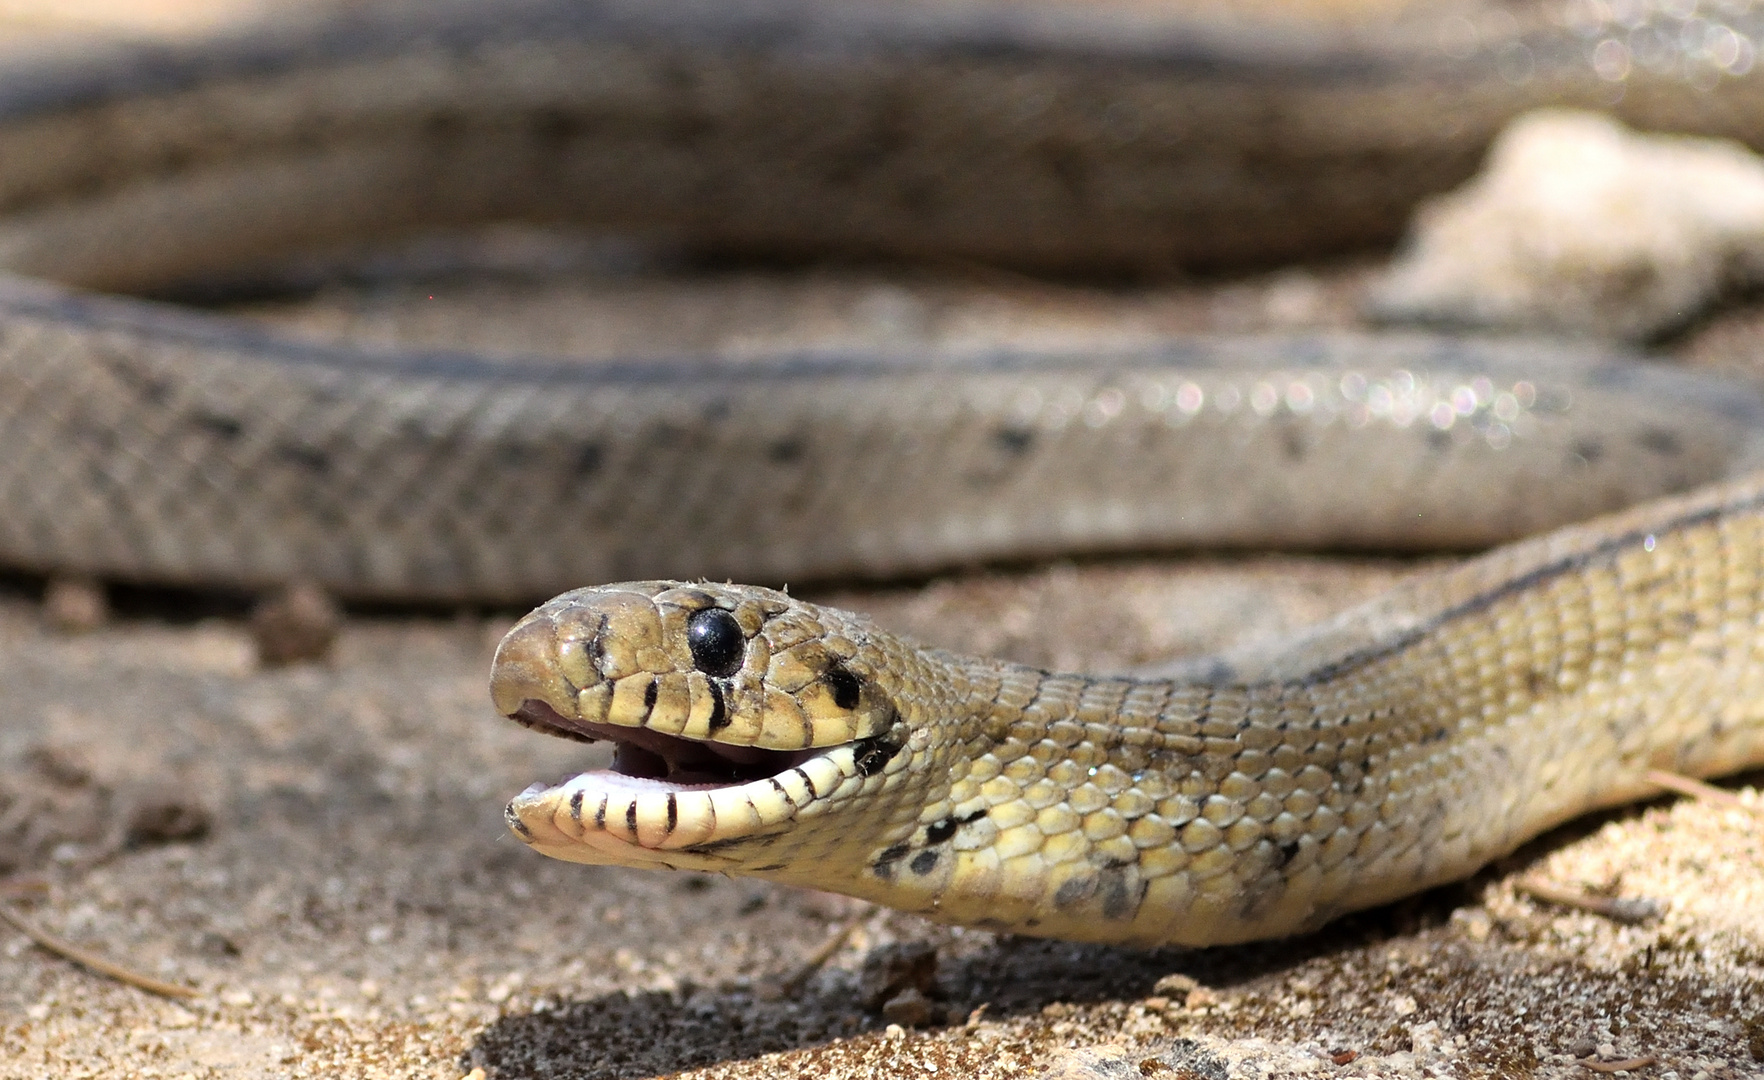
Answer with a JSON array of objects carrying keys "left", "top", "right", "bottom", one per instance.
[{"left": 4, "top": 0, "right": 1764, "bottom": 944}]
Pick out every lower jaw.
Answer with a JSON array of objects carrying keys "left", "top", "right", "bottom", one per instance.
[
  {"left": 505, "top": 797, "right": 731, "bottom": 870},
  {"left": 507, "top": 742, "right": 852, "bottom": 857}
]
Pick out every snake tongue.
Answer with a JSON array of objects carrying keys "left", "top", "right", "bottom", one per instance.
[{"left": 510, "top": 699, "right": 822, "bottom": 786}]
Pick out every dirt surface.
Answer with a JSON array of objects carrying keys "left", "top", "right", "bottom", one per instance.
[{"left": 3, "top": 3, "right": 1764, "bottom": 1078}]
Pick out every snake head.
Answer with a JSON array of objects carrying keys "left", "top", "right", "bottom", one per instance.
[{"left": 491, "top": 581, "right": 922, "bottom": 875}]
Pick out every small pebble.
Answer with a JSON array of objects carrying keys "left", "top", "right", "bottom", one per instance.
[
  {"left": 880, "top": 987, "right": 934, "bottom": 1027},
  {"left": 1152, "top": 973, "right": 1199, "bottom": 996},
  {"left": 27, "top": 744, "right": 93, "bottom": 787},
  {"left": 250, "top": 582, "right": 342, "bottom": 664},
  {"left": 124, "top": 782, "right": 212, "bottom": 845},
  {"left": 43, "top": 577, "right": 108, "bottom": 633},
  {"left": 859, "top": 941, "right": 938, "bottom": 1010}
]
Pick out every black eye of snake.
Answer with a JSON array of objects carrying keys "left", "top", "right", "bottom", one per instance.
[{"left": 686, "top": 608, "right": 745, "bottom": 678}]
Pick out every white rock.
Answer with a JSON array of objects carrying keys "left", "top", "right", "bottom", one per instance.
[{"left": 1369, "top": 109, "right": 1764, "bottom": 339}]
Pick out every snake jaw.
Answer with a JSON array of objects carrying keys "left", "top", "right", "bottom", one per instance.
[
  {"left": 508, "top": 699, "right": 828, "bottom": 786},
  {"left": 492, "top": 582, "right": 911, "bottom": 871}
]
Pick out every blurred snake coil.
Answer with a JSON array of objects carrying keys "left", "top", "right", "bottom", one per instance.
[{"left": 4, "top": 0, "right": 1764, "bottom": 943}]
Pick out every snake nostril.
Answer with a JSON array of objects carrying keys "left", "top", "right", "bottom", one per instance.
[
  {"left": 686, "top": 608, "right": 745, "bottom": 678},
  {"left": 586, "top": 612, "right": 609, "bottom": 677}
]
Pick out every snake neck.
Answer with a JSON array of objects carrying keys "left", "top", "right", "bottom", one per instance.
[
  {"left": 813, "top": 479, "right": 1764, "bottom": 944},
  {"left": 835, "top": 648, "right": 1358, "bottom": 944}
]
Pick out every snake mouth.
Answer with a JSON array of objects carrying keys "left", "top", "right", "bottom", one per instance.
[
  {"left": 502, "top": 695, "right": 904, "bottom": 863},
  {"left": 509, "top": 699, "right": 825, "bottom": 788}
]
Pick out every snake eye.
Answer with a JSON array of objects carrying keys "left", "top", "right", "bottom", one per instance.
[{"left": 686, "top": 608, "right": 745, "bottom": 678}]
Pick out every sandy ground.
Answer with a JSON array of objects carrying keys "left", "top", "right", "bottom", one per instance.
[{"left": 2, "top": 3, "right": 1764, "bottom": 1078}]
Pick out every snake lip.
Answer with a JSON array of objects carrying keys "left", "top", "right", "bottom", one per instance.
[{"left": 510, "top": 699, "right": 826, "bottom": 788}]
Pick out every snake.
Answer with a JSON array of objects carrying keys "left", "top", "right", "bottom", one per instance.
[{"left": 4, "top": 0, "right": 1764, "bottom": 944}]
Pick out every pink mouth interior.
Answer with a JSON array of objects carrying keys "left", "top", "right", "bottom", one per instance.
[{"left": 510, "top": 700, "right": 825, "bottom": 787}]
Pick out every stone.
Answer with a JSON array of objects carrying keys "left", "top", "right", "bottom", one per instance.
[
  {"left": 42, "top": 577, "right": 108, "bottom": 633},
  {"left": 1369, "top": 109, "right": 1764, "bottom": 339},
  {"left": 250, "top": 582, "right": 343, "bottom": 665}
]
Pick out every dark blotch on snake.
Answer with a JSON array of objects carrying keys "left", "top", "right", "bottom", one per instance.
[
  {"left": 275, "top": 443, "right": 330, "bottom": 474},
  {"left": 686, "top": 608, "right": 745, "bottom": 678},
  {"left": 569, "top": 789, "right": 584, "bottom": 823},
  {"left": 1638, "top": 428, "right": 1682, "bottom": 456},
  {"left": 1054, "top": 876, "right": 1094, "bottom": 907},
  {"left": 529, "top": 107, "right": 588, "bottom": 144},
  {"left": 824, "top": 663, "right": 862, "bottom": 710},
  {"left": 643, "top": 678, "right": 658, "bottom": 711},
  {"left": 910, "top": 850, "right": 939, "bottom": 875},
  {"left": 707, "top": 681, "right": 729, "bottom": 732},
  {"left": 191, "top": 410, "right": 244, "bottom": 439},
  {"left": 852, "top": 730, "right": 903, "bottom": 777},
  {"left": 924, "top": 808, "right": 986, "bottom": 847},
  {"left": 872, "top": 842, "right": 911, "bottom": 880},
  {"left": 1100, "top": 870, "right": 1140, "bottom": 920}
]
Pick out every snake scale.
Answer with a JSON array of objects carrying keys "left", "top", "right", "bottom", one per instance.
[{"left": 5, "top": 0, "right": 1764, "bottom": 944}]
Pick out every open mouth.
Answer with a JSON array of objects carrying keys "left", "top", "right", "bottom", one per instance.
[
  {"left": 501, "top": 674, "right": 904, "bottom": 861},
  {"left": 509, "top": 700, "right": 826, "bottom": 789}
]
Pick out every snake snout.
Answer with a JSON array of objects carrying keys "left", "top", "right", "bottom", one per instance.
[{"left": 489, "top": 610, "right": 581, "bottom": 718}]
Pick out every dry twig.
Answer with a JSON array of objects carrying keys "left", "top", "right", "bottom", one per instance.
[
  {"left": 761, "top": 912, "right": 868, "bottom": 999},
  {"left": 0, "top": 876, "right": 49, "bottom": 900},
  {"left": 1644, "top": 770, "right": 1758, "bottom": 815},
  {"left": 1578, "top": 1056, "right": 1658, "bottom": 1073},
  {"left": 0, "top": 903, "right": 195, "bottom": 999},
  {"left": 1515, "top": 879, "right": 1661, "bottom": 925}
]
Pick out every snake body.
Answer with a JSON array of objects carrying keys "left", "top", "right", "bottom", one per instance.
[
  {"left": 4, "top": 0, "right": 1764, "bottom": 599},
  {"left": 4, "top": 1, "right": 1764, "bottom": 943},
  {"left": 12, "top": 0, "right": 1764, "bottom": 291}
]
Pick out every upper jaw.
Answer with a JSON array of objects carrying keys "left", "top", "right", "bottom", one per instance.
[
  {"left": 509, "top": 698, "right": 827, "bottom": 786},
  {"left": 489, "top": 583, "right": 893, "bottom": 753}
]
